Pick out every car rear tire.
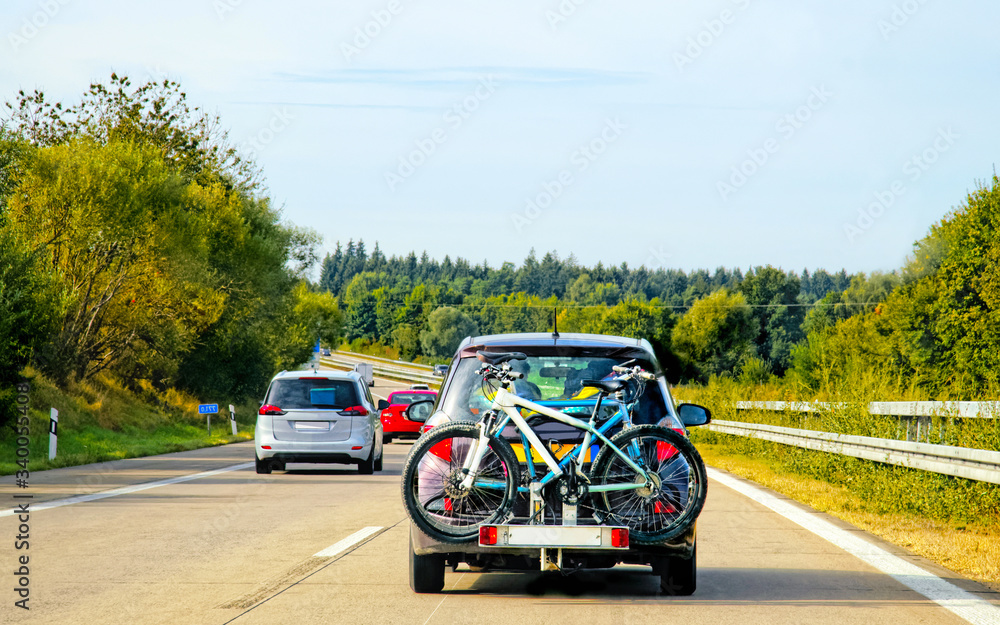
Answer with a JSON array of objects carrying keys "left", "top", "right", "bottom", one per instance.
[
  {"left": 374, "top": 446, "right": 383, "bottom": 472},
  {"left": 657, "top": 544, "right": 696, "bottom": 595},
  {"left": 409, "top": 533, "right": 445, "bottom": 593},
  {"left": 255, "top": 455, "right": 272, "bottom": 475},
  {"left": 358, "top": 445, "right": 375, "bottom": 475},
  {"left": 383, "top": 434, "right": 393, "bottom": 444}
]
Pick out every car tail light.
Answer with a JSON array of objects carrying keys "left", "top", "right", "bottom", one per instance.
[
  {"left": 259, "top": 404, "right": 286, "bottom": 416},
  {"left": 656, "top": 440, "right": 678, "bottom": 462},
  {"left": 479, "top": 525, "right": 498, "bottom": 545},
  {"left": 654, "top": 501, "right": 676, "bottom": 514},
  {"left": 261, "top": 445, "right": 272, "bottom": 450},
  {"left": 429, "top": 438, "right": 452, "bottom": 461},
  {"left": 351, "top": 446, "right": 363, "bottom": 450},
  {"left": 339, "top": 405, "right": 368, "bottom": 416},
  {"left": 611, "top": 528, "right": 629, "bottom": 548}
]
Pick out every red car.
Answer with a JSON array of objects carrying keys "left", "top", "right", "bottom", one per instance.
[{"left": 381, "top": 389, "right": 437, "bottom": 443}]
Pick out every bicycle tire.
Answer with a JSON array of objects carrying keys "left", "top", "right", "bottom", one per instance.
[
  {"left": 590, "top": 425, "right": 708, "bottom": 544},
  {"left": 401, "top": 422, "right": 520, "bottom": 543}
]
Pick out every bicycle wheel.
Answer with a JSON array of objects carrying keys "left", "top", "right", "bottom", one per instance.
[
  {"left": 401, "top": 422, "right": 520, "bottom": 543},
  {"left": 590, "top": 425, "right": 708, "bottom": 544}
]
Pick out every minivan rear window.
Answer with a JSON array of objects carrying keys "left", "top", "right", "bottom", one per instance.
[{"left": 266, "top": 378, "right": 359, "bottom": 410}]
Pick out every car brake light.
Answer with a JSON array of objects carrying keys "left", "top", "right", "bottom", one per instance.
[
  {"left": 261, "top": 445, "right": 271, "bottom": 450},
  {"left": 479, "top": 525, "right": 498, "bottom": 545},
  {"left": 611, "top": 528, "right": 629, "bottom": 548},
  {"left": 339, "top": 405, "right": 368, "bottom": 416},
  {"left": 656, "top": 440, "right": 678, "bottom": 462},
  {"left": 429, "top": 438, "right": 452, "bottom": 461},
  {"left": 259, "top": 404, "right": 286, "bottom": 416},
  {"left": 654, "top": 501, "right": 676, "bottom": 514}
]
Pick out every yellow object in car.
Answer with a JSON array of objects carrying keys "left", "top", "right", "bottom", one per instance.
[{"left": 511, "top": 442, "right": 596, "bottom": 464}]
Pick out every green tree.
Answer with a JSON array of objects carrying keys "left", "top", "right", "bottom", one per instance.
[
  {"left": 671, "top": 290, "right": 755, "bottom": 380},
  {"left": 0, "top": 235, "right": 62, "bottom": 429},
  {"left": 5, "top": 138, "right": 223, "bottom": 383},
  {"left": 739, "top": 266, "right": 804, "bottom": 372},
  {"left": 293, "top": 283, "right": 343, "bottom": 348},
  {"left": 392, "top": 323, "right": 421, "bottom": 360},
  {"left": 420, "top": 307, "right": 478, "bottom": 358}
]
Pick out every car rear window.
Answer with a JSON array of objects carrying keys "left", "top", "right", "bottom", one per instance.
[
  {"left": 389, "top": 392, "right": 434, "bottom": 406},
  {"left": 265, "top": 378, "right": 359, "bottom": 410},
  {"left": 440, "top": 350, "right": 671, "bottom": 426}
]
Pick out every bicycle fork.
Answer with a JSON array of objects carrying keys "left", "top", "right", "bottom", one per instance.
[{"left": 458, "top": 417, "right": 495, "bottom": 491}]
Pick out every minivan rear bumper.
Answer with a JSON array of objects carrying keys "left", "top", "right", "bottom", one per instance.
[{"left": 255, "top": 419, "right": 375, "bottom": 464}]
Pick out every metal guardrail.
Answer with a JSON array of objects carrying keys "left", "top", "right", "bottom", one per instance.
[
  {"left": 735, "top": 400, "right": 1000, "bottom": 419},
  {"left": 333, "top": 350, "right": 435, "bottom": 371},
  {"left": 321, "top": 356, "right": 441, "bottom": 386},
  {"left": 707, "top": 419, "right": 1000, "bottom": 485},
  {"left": 734, "top": 400, "right": 998, "bottom": 444}
]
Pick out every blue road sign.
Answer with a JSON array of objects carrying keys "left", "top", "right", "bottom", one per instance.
[{"left": 198, "top": 404, "right": 219, "bottom": 414}]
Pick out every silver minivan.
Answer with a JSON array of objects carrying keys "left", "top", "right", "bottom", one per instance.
[{"left": 255, "top": 369, "right": 387, "bottom": 474}]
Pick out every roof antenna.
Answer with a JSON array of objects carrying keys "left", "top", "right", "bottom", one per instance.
[{"left": 552, "top": 307, "right": 560, "bottom": 338}]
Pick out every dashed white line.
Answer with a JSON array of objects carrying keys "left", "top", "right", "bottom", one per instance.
[
  {"left": 0, "top": 462, "right": 254, "bottom": 517},
  {"left": 314, "top": 526, "right": 385, "bottom": 557},
  {"left": 708, "top": 467, "right": 1000, "bottom": 625}
]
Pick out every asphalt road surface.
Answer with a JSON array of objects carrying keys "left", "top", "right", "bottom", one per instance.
[{"left": 2, "top": 374, "right": 998, "bottom": 625}]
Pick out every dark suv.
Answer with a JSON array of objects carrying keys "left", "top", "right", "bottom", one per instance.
[{"left": 405, "top": 332, "right": 711, "bottom": 595}]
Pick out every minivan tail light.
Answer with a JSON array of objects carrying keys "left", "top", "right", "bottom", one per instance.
[
  {"left": 339, "top": 405, "right": 368, "bottom": 416},
  {"left": 259, "top": 404, "right": 286, "bottom": 416}
]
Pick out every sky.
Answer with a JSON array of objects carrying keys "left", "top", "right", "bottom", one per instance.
[{"left": 2, "top": 0, "right": 998, "bottom": 275}]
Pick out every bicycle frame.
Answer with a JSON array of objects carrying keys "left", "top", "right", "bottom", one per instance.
[{"left": 458, "top": 384, "right": 652, "bottom": 495}]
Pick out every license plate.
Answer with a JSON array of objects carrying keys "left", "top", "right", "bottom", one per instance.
[
  {"left": 482, "top": 525, "right": 627, "bottom": 549},
  {"left": 293, "top": 421, "right": 332, "bottom": 431}
]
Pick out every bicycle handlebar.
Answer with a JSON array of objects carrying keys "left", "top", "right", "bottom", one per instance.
[{"left": 612, "top": 364, "right": 657, "bottom": 381}]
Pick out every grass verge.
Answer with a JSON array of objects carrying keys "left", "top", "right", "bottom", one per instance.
[
  {"left": 695, "top": 441, "right": 1000, "bottom": 591},
  {"left": 1, "top": 367, "right": 255, "bottom": 475}
]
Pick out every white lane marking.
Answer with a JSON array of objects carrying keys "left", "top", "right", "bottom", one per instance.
[
  {"left": 313, "top": 526, "right": 384, "bottom": 557},
  {"left": 0, "top": 462, "right": 254, "bottom": 517},
  {"left": 708, "top": 467, "right": 1000, "bottom": 625},
  {"left": 422, "top": 572, "right": 466, "bottom": 625}
]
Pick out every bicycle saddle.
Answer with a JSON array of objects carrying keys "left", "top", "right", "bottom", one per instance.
[
  {"left": 581, "top": 379, "right": 626, "bottom": 394},
  {"left": 476, "top": 351, "right": 527, "bottom": 365}
]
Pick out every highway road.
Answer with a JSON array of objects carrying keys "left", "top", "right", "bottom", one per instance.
[{"left": 2, "top": 374, "right": 998, "bottom": 625}]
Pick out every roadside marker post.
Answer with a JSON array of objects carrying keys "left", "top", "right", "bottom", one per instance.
[
  {"left": 229, "top": 404, "right": 237, "bottom": 436},
  {"left": 49, "top": 408, "right": 58, "bottom": 460}
]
